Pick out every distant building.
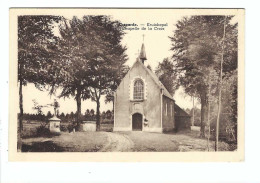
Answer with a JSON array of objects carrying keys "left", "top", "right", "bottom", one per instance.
[{"left": 114, "top": 43, "right": 190, "bottom": 132}]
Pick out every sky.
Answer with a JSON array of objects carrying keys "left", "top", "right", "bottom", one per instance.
[{"left": 22, "top": 9, "right": 237, "bottom": 115}]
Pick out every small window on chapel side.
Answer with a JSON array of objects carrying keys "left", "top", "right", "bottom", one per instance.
[
  {"left": 166, "top": 103, "right": 167, "bottom": 116},
  {"left": 171, "top": 104, "right": 173, "bottom": 116},
  {"left": 133, "top": 79, "right": 144, "bottom": 100}
]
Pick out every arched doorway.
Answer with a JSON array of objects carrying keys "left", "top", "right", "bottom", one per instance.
[{"left": 132, "top": 113, "right": 142, "bottom": 131}]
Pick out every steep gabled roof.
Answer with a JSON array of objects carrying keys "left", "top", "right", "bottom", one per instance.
[
  {"left": 174, "top": 104, "right": 191, "bottom": 117},
  {"left": 131, "top": 59, "right": 174, "bottom": 101},
  {"left": 139, "top": 43, "right": 147, "bottom": 61}
]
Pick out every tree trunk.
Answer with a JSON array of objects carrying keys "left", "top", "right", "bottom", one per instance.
[
  {"left": 215, "top": 16, "right": 227, "bottom": 151},
  {"left": 18, "top": 78, "right": 23, "bottom": 151},
  {"left": 112, "top": 97, "right": 114, "bottom": 113},
  {"left": 200, "top": 92, "right": 208, "bottom": 138},
  {"left": 192, "top": 96, "right": 195, "bottom": 126},
  {"left": 19, "top": 79, "right": 23, "bottom": 132},
  {"left": 207, "top": 84, "right": 211, "bottom": 151},
  {"left": 76, "top": 88, "right": 82, "bottom": 130},
  {"left": 96, "top": 98, "right": 101, "bottom": 131}
]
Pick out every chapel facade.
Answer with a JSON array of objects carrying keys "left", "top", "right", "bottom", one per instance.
[{"left": 113, "top": 43, "right": 176, "bottom": 132}]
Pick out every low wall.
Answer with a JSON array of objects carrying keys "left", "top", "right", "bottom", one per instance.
[
  {"left": 191, "top": 126, "right": 201, "bottom": 131},
  {"left": 81, "top": 121, "right": 96, "bottom": 132}
]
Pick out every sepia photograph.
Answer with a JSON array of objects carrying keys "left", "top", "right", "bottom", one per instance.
[{"left": 9, "top": 8, "right": 244, "bottom": 161}]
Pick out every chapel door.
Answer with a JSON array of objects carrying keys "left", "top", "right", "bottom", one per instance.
[{"left": 132, "top": 113, "right": 142, "bottom": 131}]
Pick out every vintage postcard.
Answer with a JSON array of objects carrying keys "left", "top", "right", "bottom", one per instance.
[{"left": 9, "top": 8, "right": 244, "bottom": 161}]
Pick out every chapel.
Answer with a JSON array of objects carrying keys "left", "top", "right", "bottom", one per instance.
[{"left": 114, "top": 43, "right": 190, "bottom": 132}]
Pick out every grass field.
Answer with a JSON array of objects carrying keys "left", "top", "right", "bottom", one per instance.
[{"left": 22, "top": 121, "right": 46, "bottom": 138}]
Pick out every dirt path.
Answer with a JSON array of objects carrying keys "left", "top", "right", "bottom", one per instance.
[{"left": 99, "top": 132, "right": 134, "bottom": 152}]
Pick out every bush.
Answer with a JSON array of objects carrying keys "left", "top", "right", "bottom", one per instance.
[
  {"left": 36, "top": 125, "right": 51, "bottom": 137},
  {"left": 60, "top": 124, "right": 68, "bottom": 132},
  {"left": 101, "top": 119, "right": 114, "bottom": 124},
  {"left": 67, "top": 123, "right": 75, "bottom": 132}
]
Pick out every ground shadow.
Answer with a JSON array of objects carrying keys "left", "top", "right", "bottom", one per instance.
[{"left": 22, "top": 141, "right": 64, "bottom": 152}]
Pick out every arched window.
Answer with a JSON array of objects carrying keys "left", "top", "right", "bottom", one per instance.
[{"left": 133, "top": 79, "right": 144, "bottom": 100}]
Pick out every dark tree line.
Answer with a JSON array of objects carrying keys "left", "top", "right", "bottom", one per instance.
[{"left": 21, "top": 109, "right": 113, "bottom": 123}]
